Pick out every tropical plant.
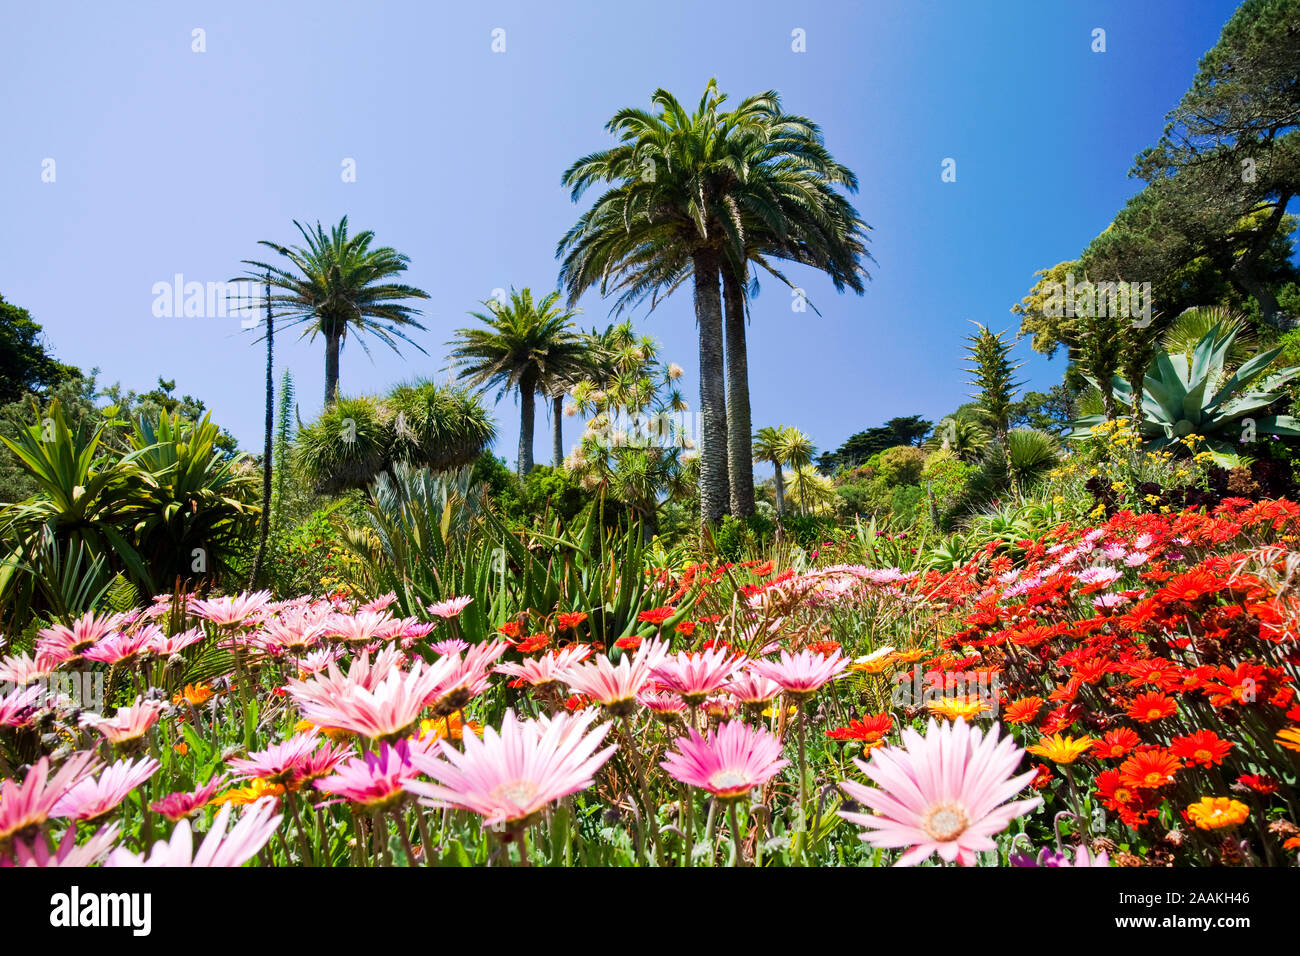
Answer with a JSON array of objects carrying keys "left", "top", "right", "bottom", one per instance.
[
  {"left": 559, "top": 81, "right": 870, "bottom": 525},
  {"left": 123, "top": 409, "right": 261, "bottom": 588},
  {"left": 240, "top": 217, "right": 430, "bottom": 405},
  {"left": 1071, "top": 320, "right": 1300, "bottom": 462},
  {"left": 564, "top": 323, "right": 691, "bottom": 537},
  {"left": 753, "top": 426, "right": 790, "bottom": 515},
  {"left": 922, "top": 416, "right": 989, "bottom": 463},
  {"left": 295, "top": 383, "right": 495, "bottom": 494},
  {"left": 448, "top": 288, "right": 588, "bottom": 476}
]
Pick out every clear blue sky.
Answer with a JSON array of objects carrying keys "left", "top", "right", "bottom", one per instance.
[{"left": 0, "top": 0, "right": 1248, "bottom": 464}]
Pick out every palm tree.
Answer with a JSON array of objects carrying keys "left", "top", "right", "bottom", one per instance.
[
  {"left": 241, "top": 217, "right": 430, "bottom": 406},
  {"left": 753, "top": 426, "right": 789, "bottom": 516},
  {"left": 559, "top": 83, "right": 870, "bottom": 524},
  {"left": 448, "top": 288, "right": 588, "bottom": 475},
  {"left": 779, "top": 427, "right": 817, "bottom": 515}
]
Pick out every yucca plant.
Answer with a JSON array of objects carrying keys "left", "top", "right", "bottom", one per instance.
[
  {"left": 1071, "top": 320, "right": 1300, "bottom": 462},
  {"left": 125, "top": 409, "right": 261, "bottom": 588}
]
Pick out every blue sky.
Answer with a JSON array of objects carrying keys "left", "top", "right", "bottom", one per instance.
[{"left": 0, "top": 0, "right": 1248, "bottom": 465}]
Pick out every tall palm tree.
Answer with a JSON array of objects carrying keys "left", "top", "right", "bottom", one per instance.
[
  {"left": 559, "top": 82, "right": 870, "bottom": 524},
  {"left": 448, "top": 288, "right": 587, "bottom": 475},
  {"left": 241, "top": 217, "right": 430, "bottom": 406}
]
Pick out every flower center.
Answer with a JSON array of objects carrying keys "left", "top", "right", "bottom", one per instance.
[
  {"left": 920, "top": 801, "right": 969, "bottom": 842},
  {"left": 492, "top": 779, "right": 540, "bottom": 810},
  {"left": 1194, "top": 749, "right": 1212, "bottom": 762},
  {"left": 707, "top": 769, "right": 751, "bottom": 794}
]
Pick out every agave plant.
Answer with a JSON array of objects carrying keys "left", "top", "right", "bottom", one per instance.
[{"left": 1071, "top": 321, "right": 1300, "bottom": 462}]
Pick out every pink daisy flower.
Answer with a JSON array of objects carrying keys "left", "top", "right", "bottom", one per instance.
[
  {"left": 651, "top": 648, "right": 746, "bottom": 706},
  {"left": 723, "top": 671, "right": 783, "bottom": 704},
  {"left": 314, "top": 740, "right": 421, "bottom": 811},
  {"left": 360, "top": 593, "right": 398, "bottom": 613},
  {"left": 747, "top": 648, "right": 850, "bottom": 698},
  {"left": 290, "top": 656, "right": 455, "bottom": 742},
  {"left": 425, "top": 640, "right": 510, "bottom": 717},
  {"left": 0, "top": 684, "right": 41, "bottom": 728},
  {"left": 1, "top": 823, "right": 121, "bottom": 868},
  {"left": 838, "top": 718, "right": 1042, "bottom": 866},
  {"left": 403, "top": 708, "right": 615, "bottom": 833},
  {"left": 427, "top": 596, "right": 473, "bottom": 619},
  {"left": 145, "top": 626, "right": 206, "bottom": 657},
  {"left": 559, "top": 639, "right": 670, "bottom": 716},
  {"left": 638, "top": 690, "right": 687, "bottom": 718},
  {"left": 0, "top": 651, "right": 52, "bottom": 686},
  {"left": 325, "top": 610, "right": 399, "bottom": 645},
  {"left": 661, "top": 720, "right": 789, "bottom": 801},
  {"left": 226, "top": 732, "right": 335, "bottom": 786},
  {"left": 106, "top": 799, "right": 282, "bottom": 867},
  {"left": 35, "top": 610, "right": 125, "bottom": 666},
  {"left": 494, "top": 644, "right": 591, "bottom": 689},
  {"left": 81, "top": 628, "right": 155, "bottom": 665},
  {"left": 0, "top": 752, "right": 101, "bottom": 848},
  {"left": 149, "top": 774, "right": 229, "bottom": 821},
  {"left": 52, "top": 756, "right": 160, "bottom": 822},
  {"left": 189, "top": 590, "right": 273, "bottom": 628},
  {"left": 430, "top": 638, "right": 469, "bottom": 656},
  {"left": 80, "top": 699, "right": 164, "bottom": 745}
]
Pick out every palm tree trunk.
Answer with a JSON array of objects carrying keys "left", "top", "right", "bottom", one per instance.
[
  {"left": 692, "top": 250, "right": 729, "bottom": 527},
  {"left": 552, "top": 393, "right": 564, "bottom": 467},
  {"left": 518, "top": 372, "right": 537, "bottom": 476},
  {"left": 723, "top": 266, "right": 755, "bottom": 518},
  {"left": 248, "top": 276, "right": 274, "bottom": 588},
  {"left": 324, "top": 327, "right": 342, "bottom": 405},
  {"left": 773, "top": 464, "right": 786, "bottom": 516}
]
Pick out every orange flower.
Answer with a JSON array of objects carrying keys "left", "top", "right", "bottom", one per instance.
[
  {"left": 1170, "top": 730, "right": 1233, "bottom": 767},
  {"left": 637, "top": 607, "right": 675, "bottom": 625},
  {"left": 826, "top": 713, "right": 892, "bottom": 743},
  {"left": 1092, "top": 728, "right": 1140, "bottom": 759},
  {"left": 173, "top": 683, "right": 214, "bottom": 707},
  {"left": 614, "top": 635, "right": 643, "bottom": 651},
  {"left": 1025, "top": 733, "right": 1094, "bottom": 764},
  {"left": 1127, "top": 691, "right": 1177, "bottom": 722},
  {"left": 674, "top": 621, "right": 697, "bottom": 637},
  {"left": 1029, "top": 763, "right": 1053, "bottom": 790},
  {"left": 1185, "top": 796, "right": 1249, "bottom": 831},
  {"left": 173, "top": 741, "right": 188, "bottom": 756},
  {"left": 1119, "top": 748, "right": 1180, "bottom": 789},
  {"left": 498, "top": 621, "right": 523, "bottom": 639},
  {"left": 556, "top": 612, "right": 588, "bottom": 631},
  {"left": 1004, "top": 696, "right": 1044, "bottom": 724},
  {"left": 892, "top": 649, "right": 928, "bottom": 664},
  {"left": 1276, "top": 726, "right": 1300, "bottom": 753},
  {"left": 515, "top": 633, "right": 550, "bottom": 654}
]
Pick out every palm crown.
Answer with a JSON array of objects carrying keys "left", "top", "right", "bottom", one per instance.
[
  {"left": 448, "top": 288, "right": 589, "bottom": 475},
  {"left": 241, "top": 217, "right": 430, "bottom": 406}
]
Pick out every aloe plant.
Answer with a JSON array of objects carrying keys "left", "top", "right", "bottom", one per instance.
[{"left": 1071, "top": 321, "right": 1300, "bottom": 462}]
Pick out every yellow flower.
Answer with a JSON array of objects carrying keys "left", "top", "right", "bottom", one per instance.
[
  {"left": 1277, "top": 726, "right": 1300, "bottom": 753},
  {"left": 851, "top": 647, "right": 897, "bottom": 674},
  {"left": 294, "top": 719, "right": 354, "bottom": 743},
  {"left": 211, "top": 778, "right": 285, "bottom": 807},
  {"left": 762, "top": 704, "right": 800, "bottom": 719},
  {"left": 926, "top": 696, "right": 986, "bottom": 720},
  {"left": 417, "top": 713, "right": 483, "bottom": 742},
  {"left": 1025, "top": 733, "right": 1095, "bottom": 764},
  {"left": 1185, "top": 797, "right": 1250, "bottom": 831}
]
